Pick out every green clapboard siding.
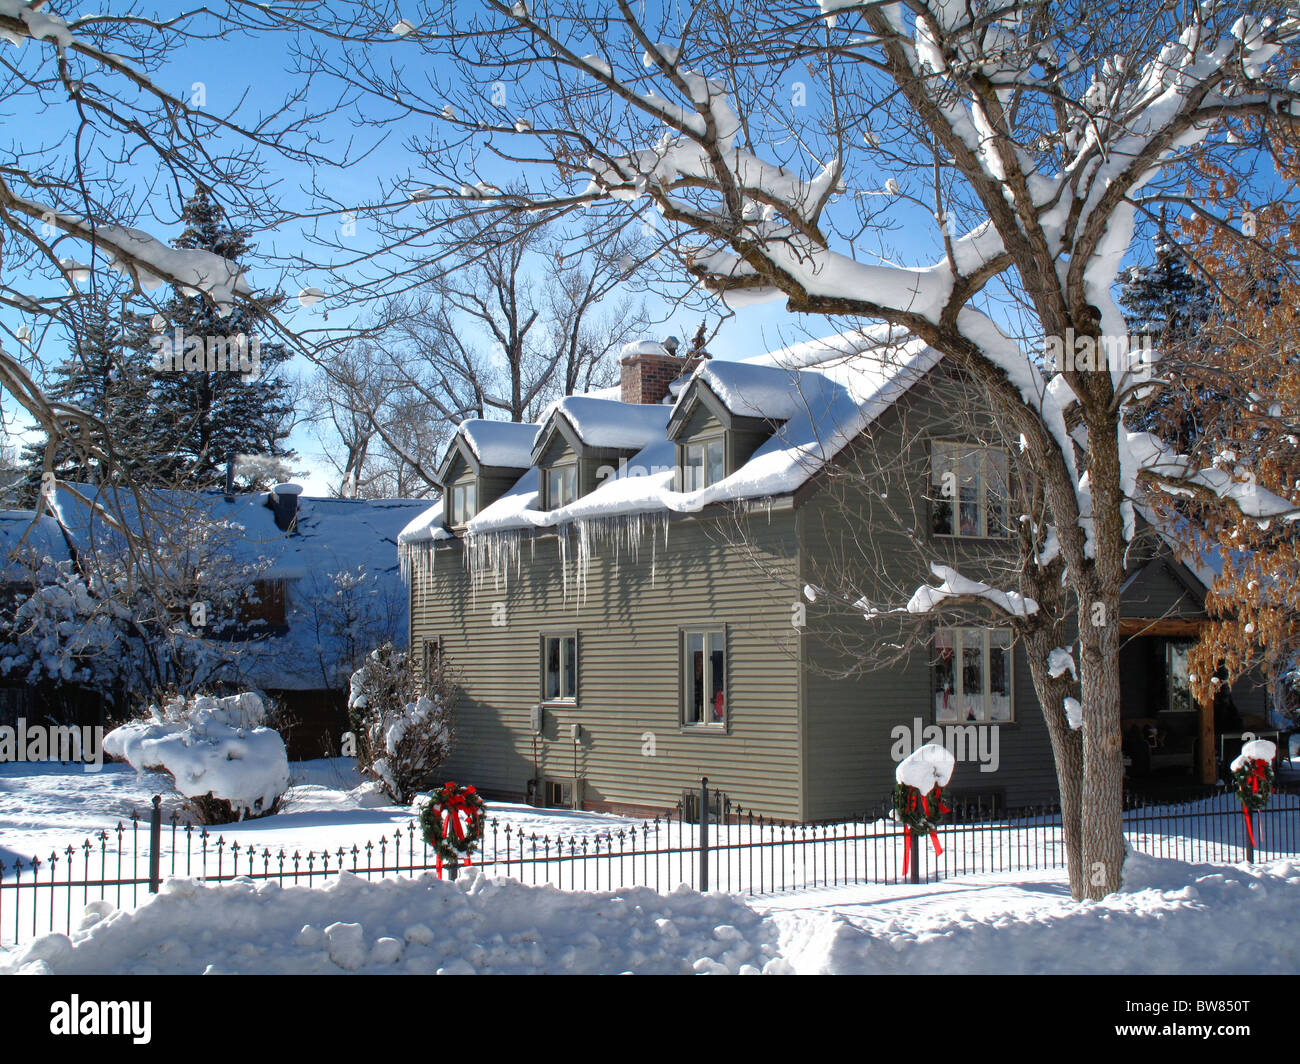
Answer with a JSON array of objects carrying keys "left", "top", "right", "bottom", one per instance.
[{"left": 409, "top": 513, "right": 805, "bottom": 819}]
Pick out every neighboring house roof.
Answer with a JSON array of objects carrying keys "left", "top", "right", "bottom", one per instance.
[
  {"left": 42, "top": 486, "right": 430, "bottom": 692},
  {"left": 0, "top": 510, "right": 72, "bottom": 582},
  {"left": 399, "top": 325, "right": 940, "bottom": 547}
]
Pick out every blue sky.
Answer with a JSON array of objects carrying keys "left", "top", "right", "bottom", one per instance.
[{"left": 2, "top": 3, "right": 1232, "bottom": 497}]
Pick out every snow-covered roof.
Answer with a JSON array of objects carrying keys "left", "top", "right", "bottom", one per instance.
[
  {"left": 400, "top": 326, "right": 940, "bottom": 547},
  {"left": 0, "top": 510, "right": 71, "bottom": 581},
  {"left": 536, "top": 395, "right": 673, "bottom": 453},
  {"left": 458, "top": 420, "right": 539, "bottom": 470},
  {"left": 684, "top": 360, "right": 839, "bottom": 422},
  {"left": 50, "top": 486, "right": 430, "bottom": 691}
]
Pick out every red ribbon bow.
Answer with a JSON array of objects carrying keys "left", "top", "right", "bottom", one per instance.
[
  {"left": 902, "top": 785, "right": 946, "bottom": 877},
  {"left": 1241, "top": 759, "right": 1268, "bottom": 849},
  {"left": 433, "top": 784, "right": 479, "bottom": 879}
]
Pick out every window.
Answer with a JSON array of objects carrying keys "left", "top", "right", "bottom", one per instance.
[
  {"left": 930, "top": 442, "right": 1011, "bottom": 538},
  {"left": 683, "top": 628, "right": 726, "bottom": 727},
  {"left": 422, "top": 637, "right": 442, "bottom": 692},
  {"left": 448, "top": 479, "right": 477, "bottom": 526},
  {"left": 934, "top": 628, "right": 1014, "bottom": 723},
  {"left": 541, "top": 633, "right": 577, "bottom": 702},
  {"left": 545, "top": 462, "right": 578, "bottom": 509},
  {"left": 1165, "top": 640, "right": 1195, "bottom": 713},
  {"left": 682, "top": 438, "right": 725, "bottom": 492},
  {"left": 237, "top": 579, "right": 287, "bottom": 628}
]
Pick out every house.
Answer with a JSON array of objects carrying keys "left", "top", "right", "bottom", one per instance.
[
  {"left": 399, "top": 331, "right": 1270, "bottom": 821},
  {"left": 1, "top": 485, "right": 429, "bottom": 758}
]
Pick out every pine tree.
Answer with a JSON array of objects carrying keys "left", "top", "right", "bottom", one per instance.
[
  {"left": 20, "top": 292, "right": 155, "bottom": 495},
  {"left": 139, "top": 186, "right": 296, "bottom": 489},
  {"left": 1119, "top": 214, "right": 1218, "bottom": 452}
]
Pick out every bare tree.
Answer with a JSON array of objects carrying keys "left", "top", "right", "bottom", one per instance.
[
  {"left": 306, "top": 0, "right": 1300, "bottom": 898},
  {"left": 311, "top": 210, "right": 651, "bottom": 495}
]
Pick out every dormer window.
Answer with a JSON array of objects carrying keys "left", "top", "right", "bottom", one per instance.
[
  {"left": 682, "top": 437, "right": 724, "bottom": 492},
  {"left": 545, "top": 461, "right": 578, "bottom": 510},
  {"left": 930, "top": 442, "right": 1010, "bottom": 539},
  {"left": 448, "top": 478, "right": 477, "bottom": 527}
]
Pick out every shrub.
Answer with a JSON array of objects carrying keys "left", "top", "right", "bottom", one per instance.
[
  {"left": 103, "top": 691, "right": 290, "bottom": 824},
  {"left": 347, "top": 642, "right": 456, "bottom": 804}
]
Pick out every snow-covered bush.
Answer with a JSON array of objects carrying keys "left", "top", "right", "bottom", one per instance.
[
  {"left": 347, "top": 642, "right": 455, "bottom": 804},
  {"left": 103, "top": 691, "right": 290, "bottom": 823}
]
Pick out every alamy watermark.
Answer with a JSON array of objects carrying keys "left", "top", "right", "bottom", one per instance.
[
  {"left": 0, "top": 718, "right": 104, "bottom": 771},
  {"left": 149, "top": 325, "right": 261, "bottom": 381},
  {"left": 1043, "top": 329, "right": 1155, "bottom": 376},
  {"left": 890, "top": 717, "right": 1000, "bottom": 774}
]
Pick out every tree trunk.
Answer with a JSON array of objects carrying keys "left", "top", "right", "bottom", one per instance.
[
  {"left": 1024, "top": 634, "right": 1086, "bottom": 897},
  {"left": 1075, "top": 418, "right": 1130, "bottom": 900}
]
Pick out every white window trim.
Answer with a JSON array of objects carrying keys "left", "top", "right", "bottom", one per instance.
[
  {"left": 540, "top": 631, "right": 578, "bottom": 704},
  {"left": 544, "top": 461, "right": 579, "bottom": 510},
  {"left": 681, "top": 626, "right": 728, "bottom": 731},
  {"left": 933, "top": 627, "right": 1015, "bottom": 724},
  {"left": 680, "top": 435, "right": 726, "bottom": 493},
  {"left": 448, "top": 478, "right": 477, "bottom": 527},
  {"left": 930, "top": 441, "right": 1012, "bottom": 540}
]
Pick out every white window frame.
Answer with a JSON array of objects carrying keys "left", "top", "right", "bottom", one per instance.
[
  {"left": 933, "top": 627, "right": 1015, "bottom": 724},
  {"left": 448, "top": 478, "right": 477, "bottom": 527},
  {"left": 681, "top": 436, "right": 725, "bottom": 493},
  {"left": 681, "top": 627, "right": 727, "bottom": 729},
  {"left": 540, "top": 632, "right": 578, "bottom": 704},
  {"left": 545, "top": 461, "right": 579, "bottom": 510},
  {"left": 930, "top": 441, "right": 1012, "bottom": 539}
]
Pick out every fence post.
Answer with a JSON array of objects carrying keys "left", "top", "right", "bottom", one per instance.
[
  {"left": 699, "top": 777, "right": 709, "bottom": 891},
  {"left": 148, "top": 795, "right": 162, "bottom": 894},
  {"left": 909, "top": 827, "right": 920, "bottom": 886},
  {"left": 1245, "top": 809, "right": 1255, "bottom": 864}
]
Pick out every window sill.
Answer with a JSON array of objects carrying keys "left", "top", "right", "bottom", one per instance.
[{"left": 680, "top": 723, "right": 729, "bottom": 735}]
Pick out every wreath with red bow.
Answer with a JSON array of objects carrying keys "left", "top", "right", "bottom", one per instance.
[
  {"left": 893, "top": 781, "right": 949, "bottom": 875},
  {"left": 419, "top": 782, "right": 486, "bottom": 877},
  {"left": 1231, "top": 757, "right": 1273, "bottom": 813}
]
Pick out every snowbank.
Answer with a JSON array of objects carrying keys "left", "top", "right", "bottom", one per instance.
[
  {"left": 5, "top": 853, "right": 1298, "bottom": 974},
  {"left": 2, "top": 870, "right": 785, "bottom": 975},
  {"left": 776, "top": 853, "right": 1300, "bottom": 975},
  {"left": 102, "top": 693, "right": 289, "bottom": 819}
]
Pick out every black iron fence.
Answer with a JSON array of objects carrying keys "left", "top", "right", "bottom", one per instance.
[{"left": 3, "top": 780, "right": 1298, "bottom": 947}]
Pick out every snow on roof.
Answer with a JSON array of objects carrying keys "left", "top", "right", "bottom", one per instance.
[
  {"left": 541, "top": 396, "right": 673, "bottom": 451},
  {"left": 472, "top": 332, "right": 938, "bottom": 532},
  {"left": 50, "top": 486, "right": 430, "bottom": 691},
  {"left": 459, "top": 420, "right": 539, "bottom": 470},
  {"left": 0, "top": 510, "right": 71, "bottom": 580},
  {"left": 398, "top": 327, "right": 940, "bottom": 551},
  {"left": 689, "top": 360, "right": 839, "bottom": 421}
]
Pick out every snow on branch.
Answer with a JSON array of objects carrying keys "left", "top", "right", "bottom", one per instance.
[{"left": 859, "top": 562, "right": 1038, "bottom": 620}]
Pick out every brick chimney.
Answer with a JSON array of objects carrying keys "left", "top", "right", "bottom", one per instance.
[{"left": 619, "top": 335, "right": 707, "bottom": 405}]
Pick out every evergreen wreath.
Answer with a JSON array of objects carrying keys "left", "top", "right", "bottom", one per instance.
[
  {"left": 419, "top": 782, "right": 486, "bottom": 866},
  {"left": 1231, "top": 756, "right": 1273, "bottom": 813},
  {"left": 893, "top": 780, "right": 947, "bottom": 835}
]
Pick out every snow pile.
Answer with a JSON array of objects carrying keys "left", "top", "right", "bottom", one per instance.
[
  {"left": 102, "top": 693, "right": 289, "bottom": 820},
  {"left": 895, "top": 743, "right": 955, "bottom": 791},
  {"left": 6, "top": 854, "right": 1299, "bottom": 975},
  {"left": 775, "top": 854, "right": 1300, "bottom": 974},
  {"left": 0, "top": 870, "right": 786, "bottom": 975}
]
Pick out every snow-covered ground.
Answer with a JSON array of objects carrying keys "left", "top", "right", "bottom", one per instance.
[{"left": 2, "top": 852, "right": 1297, "bottom": 974}]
